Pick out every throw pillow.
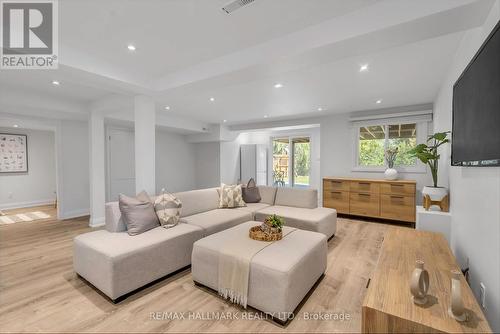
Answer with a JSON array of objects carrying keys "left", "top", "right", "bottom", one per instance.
[
  {"left": 154, "top": 189, "right": 182, "bottom": 228},
  {"left": 242, "top": 178, "right": 261, "bottom": 203},
  {"left": 119, "top": 191, "right": 160, "bottom": 236},
  {"left": 219, "top": 183, "right": 246, "bottom": 208}
]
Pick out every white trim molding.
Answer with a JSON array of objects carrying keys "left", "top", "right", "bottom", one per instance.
[{"left": 0, "top": 199, "right": 55, "bottom": 210}]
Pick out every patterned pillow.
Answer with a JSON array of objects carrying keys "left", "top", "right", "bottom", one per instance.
[
  {"left": 154, "top": 189, "right": 182, "bottom": 228},
  {"left": 219, "top": 183, "right": 246, "bottom": 208}
]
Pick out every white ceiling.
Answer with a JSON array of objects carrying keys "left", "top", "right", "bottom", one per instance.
[{"left": 0, "top": 0, "right": 495, "bottom": 128}]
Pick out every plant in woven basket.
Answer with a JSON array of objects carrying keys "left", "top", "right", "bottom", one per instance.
[{"left": 264, "top": 214, "right": 285, "bottom": 232}]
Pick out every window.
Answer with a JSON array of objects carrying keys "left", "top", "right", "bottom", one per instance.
[
  {"left": 272, "top": 136, "right": 311, "bottom": 187},
  {"left": 355, "top": 122, "right": 425, "bottom": 172}
]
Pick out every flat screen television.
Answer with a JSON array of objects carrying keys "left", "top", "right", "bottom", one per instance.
[{"left": 452, "top": 20, "right": 500, "bottom": 167}]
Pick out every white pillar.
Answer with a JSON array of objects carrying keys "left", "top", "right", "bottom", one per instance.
[
  {"left": 88, "top": 111, "right": 106, "bottom": 227},
  {"left": 134, "top": 95, "right": 156, "bottom": 194}
]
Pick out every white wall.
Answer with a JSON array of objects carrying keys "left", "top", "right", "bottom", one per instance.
[
  {"left": 194, "top": 142, "right": 220, "bottom": 189},
  {"left": 58, "top": 120, "right": 90, "bottom": 219},
  {"left": 433, "top": 1, "right": 500, "bottom": 331},
  {"left": 0, "top": 128, "right": 56, "bottom": 209},
  {"left": 156, "top": 129, "right": 197, "bottom": 193}
]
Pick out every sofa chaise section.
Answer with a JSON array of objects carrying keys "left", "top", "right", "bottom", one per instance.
[
  {"left": 254, "top": 187, "right": 337, "bottom": 239},
  {"left": 73, "top": 224, "right": 203, "bottom": 301}
]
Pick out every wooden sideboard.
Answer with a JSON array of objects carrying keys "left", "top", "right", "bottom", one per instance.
[
  {"left": 362, "top": 229, "right": 491, "bottom": 333},
  {"left": 323, "top": 177, "right": 416, "bottom": 223}
]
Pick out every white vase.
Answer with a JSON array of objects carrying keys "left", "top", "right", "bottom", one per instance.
[
  {"left": 384, "top": 168, "right": 398, "bottom": 180},
  {"left": 422, "top": 186, "right": 448, "bottom": 201}
]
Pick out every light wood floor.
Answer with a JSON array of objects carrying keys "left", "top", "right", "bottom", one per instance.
[{"left": 0, "top": 205, "right": 410, "bottom": 333}]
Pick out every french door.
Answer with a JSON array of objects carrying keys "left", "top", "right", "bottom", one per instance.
[{"left": 272, "top": 136, "right": 311, "bottom": 188}]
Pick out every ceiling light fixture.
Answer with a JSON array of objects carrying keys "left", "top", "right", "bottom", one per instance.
[
  {"left": 317, "top": 107, "right": 323, "bottom": 111},
  {"left": 223, "top": 119, "right": 227, "bottom": 123},
  {"left": 127, "top": 44, "right": 136, "bottom": 51},
  {"left": 376, "top": 99, "right": 382, "bottom": 104},
  {"left": 210, "top": 97, "right": 215, "bottom": 102},
  {"left": 164, "top": 106, "right": 170, "bottom": 110},
  {"left": 264, "top": 115, "right": 268, "bottom": 118},
  {"left": 274, "top": 83, "right": 283, "bottom": 88},
  {"left": 13, "top": 124, "right": 19, "bottom": 128},
  {"left": 52, "top": 80, "right": 60, "bottom": 85},
  {"left": 359, "top": 64, "right": 369, "bottom": 72}
]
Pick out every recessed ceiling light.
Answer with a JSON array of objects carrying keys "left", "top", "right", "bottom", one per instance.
[
  {"left": 210, "top": 97, "right": 215, "bottom": 102},
  {"left": 359, "top": 64, "right": 369, "bottom": 72},
  {"left": 264, "top": 115, "right": 268, "bottom": 118},
  {"left": 164, "top": 106, "right": 170, "bottom": 110},
  {"left": 223, "top": 119, "right": 227, "bottom": 123},
  {"left": 52, "top": 80, "right": 60, "bottom": 85},
  {"left": 376, "top": 99, "right": 383, "bottom": 104},
  {"left": 127, "top": 44, "right": 136, "bottom": 51},
  {"left": 274, "top": 83, "right": 283, "bottom": 88},
  {"left": 13, "top": 124, "right": 19, "bottom": 128},
  {"left": 317, "top": 107, "right": 323, "bottom": 111}
]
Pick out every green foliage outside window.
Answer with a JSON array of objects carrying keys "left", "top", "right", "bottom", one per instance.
[{"left": 358, "top": 123, "right": 418, "bottom": 167}]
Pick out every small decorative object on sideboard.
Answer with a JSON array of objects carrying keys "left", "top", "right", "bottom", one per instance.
[
  {"left": 384, "top": 147, "right": 399, "bottom": 180},
  {"left": 449, "top": 270, "right": 468, "bottom": 322},
  {"left": 410, "top": 260, "right": 430, "bottom": 305},
  {"left": 409, "top": 131, "right": 450, "bottom": 212},
  {"left": 249, "top": 214, "right": 284, "bottom": 241}
]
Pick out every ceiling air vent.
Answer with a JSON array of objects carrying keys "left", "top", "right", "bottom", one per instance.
[{"left": 222, "top": 0, "right": 256, "bottom": 14}]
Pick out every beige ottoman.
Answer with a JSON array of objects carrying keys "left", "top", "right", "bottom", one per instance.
[{"left": 191, "top": 221, "right": 327, "bottom": 324}]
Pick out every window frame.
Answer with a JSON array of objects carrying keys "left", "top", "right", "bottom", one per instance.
[{"left": 351, "top": 119, "right": 428, "bottom": 173}]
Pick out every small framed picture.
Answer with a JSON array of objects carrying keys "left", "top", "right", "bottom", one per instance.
[{"left": 0, "top": 133, "right": 28, "bottom": 173}]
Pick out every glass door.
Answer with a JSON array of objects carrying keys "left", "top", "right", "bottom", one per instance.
[
  {"left": 291, "top": 137, "right": 310, "bottom": 187},
  {"left": 272, "top": 136, "right": 311, "bottom": 187},
  {"left": 272, "top": 138, "right": 289, "bottom": 186}
]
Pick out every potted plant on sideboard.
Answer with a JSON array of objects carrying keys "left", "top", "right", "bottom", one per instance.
[{"left": 408, "top": 131, "right": 450, "bottom": 211}]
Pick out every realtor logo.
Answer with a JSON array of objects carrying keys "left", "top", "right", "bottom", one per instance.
[{"left": 1, "top": 0, "right": 58, "bottom": 69}]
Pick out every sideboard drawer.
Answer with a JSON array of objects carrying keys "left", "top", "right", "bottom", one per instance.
[
  {"left": 323, "top": 190, "right": 349, "bottom": 214},
  {"left": 380, "top": 194, "right": 415, "bottom": 222},
  {"left": 350, "top": 181, "right": 379, "bottom": 194},
  {"left": 324, "top": 179, "right": 350, "bottom": 192},
  {"left": 349, "top": 192, "right": 380, "bottom": 217},
  {"left": 380, "top": 182, "right": 416, "bottom": 196}
]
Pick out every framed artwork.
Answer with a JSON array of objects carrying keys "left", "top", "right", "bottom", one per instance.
[{"left": 0, "top": 134, "right": 28, "bottom": 173}]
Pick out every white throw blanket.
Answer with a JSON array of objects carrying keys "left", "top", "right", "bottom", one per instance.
[{"left": 218, "top": 226, "right": 297, "bottom": 308}]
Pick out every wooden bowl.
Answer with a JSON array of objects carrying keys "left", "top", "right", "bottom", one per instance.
[{"left": 249, "top": 225, "right": 282, "bottom": 241}]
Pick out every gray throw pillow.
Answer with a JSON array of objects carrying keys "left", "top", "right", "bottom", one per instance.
[
  {"left": 242, "top": 178, "right": 261, "bottom": 203},
  {"left": 119, "top": 191, "right": 160, "bottom": 236}
]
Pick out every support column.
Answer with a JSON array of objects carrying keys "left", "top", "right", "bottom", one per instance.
[
  {"left": 88, "top": 111, "right": 106, "bottom": 227},
  {"left": 134, "top": 95, "right": 156, "bottom": 194}
]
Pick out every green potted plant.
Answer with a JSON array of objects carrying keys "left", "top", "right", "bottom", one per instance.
[
  {"left": 262, "top": 214, "right": 285, "bottom": 233},
  {"left": 408, "top": 131, "right": 450, "bottom": 210},
  {"left": 384, "top": 147, "right": 399, "bottom": 180}
]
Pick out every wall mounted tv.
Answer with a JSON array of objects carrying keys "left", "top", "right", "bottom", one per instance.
[{"left": 452, "top": 20, "right": 500, "bottom": 167}]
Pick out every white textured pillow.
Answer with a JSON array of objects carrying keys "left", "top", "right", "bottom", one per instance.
[
  {"left": 219, "top": 183, "right": 246, "bottom": 208},
  {"left": 154, "top": 190, "right": 182, "bottom": 228}
]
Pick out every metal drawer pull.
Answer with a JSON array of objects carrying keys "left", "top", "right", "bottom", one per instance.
[
  {"left": 391, "top": 195, "right": 404, "bottom": 199},
  {"left": 332, "top": 181, "right": 342, "bottom": 184},
  {"left": 391, "top": 184, "right": 404, "bottom": 187},
  {"left": 331, "top": 191, "right": 341, "bottom": 194},
  {"left": 359, "top": 182, "right": 371, "bottom": 185},
  {"left": 359, "top": 193, "right": 371, "bottom": 197}
]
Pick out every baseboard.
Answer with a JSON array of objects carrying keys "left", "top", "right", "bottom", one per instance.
[
  {"left": 60, "top": 209, "right": 90, "bottom": 220},
  {"left": 89, "top": 216, "right": 105, "bottom": 228},
  {"left": 0, "top": 199, "right": 55, "bottom": 210}
]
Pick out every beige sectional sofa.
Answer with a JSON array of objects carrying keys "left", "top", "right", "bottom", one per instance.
[{"left": 73, "top": 186, "right": 336, "bottom": 301}]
